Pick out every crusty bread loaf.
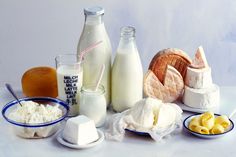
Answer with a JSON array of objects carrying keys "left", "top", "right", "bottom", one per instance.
[{"left": 21, "top": 67, "right": 58, "bottom": 98}]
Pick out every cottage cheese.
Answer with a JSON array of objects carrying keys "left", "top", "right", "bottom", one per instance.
[
  {"left": 9, "top": 101, "right": 63, "bottom": 138},
  {"left": 9, "top": 101, "right": 62, "bottom": 124}
]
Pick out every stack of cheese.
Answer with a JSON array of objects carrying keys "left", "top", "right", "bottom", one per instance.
[{"left": 183, "top": 46, "right": 220, "bottom": 109}]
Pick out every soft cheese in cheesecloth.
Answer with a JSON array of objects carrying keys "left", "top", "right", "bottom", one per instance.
[
  {"left": 127, "top": 98, "right": 162, "bottom": 129},
  {"left": 144, "top": 65, "right": 184, "bottom": 103},
  {"left": 105, "top": 98, "right": 183, "bottom": 141},
  {"left": 126, "top": 98, "right": 182, "bottom": 131}
]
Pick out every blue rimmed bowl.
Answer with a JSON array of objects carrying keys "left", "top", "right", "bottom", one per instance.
[
  {"left": 183, "top": 113, "right": 234, "bottom": 139},
  {"left": 2, "top": 97, "right": 69, "bottom": 139},
  {"left": 125, "top": 129, "right": 150, "bottom": 136}
]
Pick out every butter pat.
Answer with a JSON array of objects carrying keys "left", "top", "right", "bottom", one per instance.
[{"left": 62, "top": 115, "right": 99, "bottom": 145}]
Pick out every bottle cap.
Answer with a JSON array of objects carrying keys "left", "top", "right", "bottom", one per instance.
[{"left": 84, "top": 6, "right": 104, "bottom": 16}]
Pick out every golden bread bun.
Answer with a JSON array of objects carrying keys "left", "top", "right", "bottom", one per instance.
[{"left": 21, "top": 66, "right": 58, "bottom": 98}]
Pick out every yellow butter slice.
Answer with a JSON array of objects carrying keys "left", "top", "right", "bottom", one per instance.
[
  {"left": 189, "top": 117, "right": 201, "bottom": 131},
  {"left": 201, "top": 111, "right": 215, "bottom": 130},
  {"left": 210, "top": 124, "right": 225, "bottom": 134},
  {"left": 193, "top": 126, "right": 209, "bottom": 134},
  {"left": 215, "top": 115, "right": 231, "bottom": 129}
]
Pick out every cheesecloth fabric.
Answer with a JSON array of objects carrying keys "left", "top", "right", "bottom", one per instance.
[{"left": 105, "top": 99, "right": 183, "bottom": 142}]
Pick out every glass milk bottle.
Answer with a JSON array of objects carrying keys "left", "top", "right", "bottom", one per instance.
[
  {"left": 77, "top": 6, "right": 112, "bottom": 105},
  {"left": 112, "top": 26, "right": 143, "bottom": 112}
]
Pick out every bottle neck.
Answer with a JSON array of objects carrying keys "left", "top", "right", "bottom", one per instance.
[
  {"left": 85, "top": 14, "right": 104, "bottom": 25},
  {"left": 118, "top": 36, "right": 137, "bottom": 51},
  {"left": 118, "top": 26, "right": 137, "bottom": 51}
]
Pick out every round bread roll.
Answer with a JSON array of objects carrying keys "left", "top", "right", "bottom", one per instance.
[
  {"left": 21, "top": 67, "right": 58, "bottom": 98},
  {"left": 149, "top": 48, "right": 192, "bottom": 83}
]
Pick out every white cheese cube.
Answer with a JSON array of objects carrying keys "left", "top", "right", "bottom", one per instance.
[{"left": 62, "top": 115, "right": 99, "bottom": 145}]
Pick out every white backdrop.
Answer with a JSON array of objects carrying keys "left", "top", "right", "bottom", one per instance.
[{"left": 0, "top": 0, "right": 236, "bottom": 87}]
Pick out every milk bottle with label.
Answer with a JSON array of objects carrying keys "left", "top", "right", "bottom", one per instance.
[
  {"left": 112, "top": 26, "right": 143, "bottom": 112},
  {"left": 77, "top": 6, "right": 112, "bottom": 105}
]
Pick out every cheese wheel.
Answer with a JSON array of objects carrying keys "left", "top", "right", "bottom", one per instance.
[
  {"left": 190, "top": 46, "right": 209, "bottom": 69},
  {"left": 21, "top": 67, "right": 58, "bottom": 98},
  {"left": 182, "top": 84, "right": 220, "bottom": 109},
  {"left": 185, "top": 67, "right": 212, "bottom": 89},
  {"left": 149, "top": 48, "right": 192, "bottom": 83},
  {"left": 144, "top": 65, "right": 184, "bottom": 103}
]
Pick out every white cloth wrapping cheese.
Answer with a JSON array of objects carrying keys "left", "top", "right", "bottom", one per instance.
[
  {"left": 185, "top": 67, "right": 212, "bottom": 89},
  {"left": 105, "top": 98, "right": 183, "bottom": 141}
]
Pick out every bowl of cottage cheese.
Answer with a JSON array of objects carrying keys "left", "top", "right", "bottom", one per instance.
[{"left": 2, "top": 97, "right": 69, "bottom": 138}]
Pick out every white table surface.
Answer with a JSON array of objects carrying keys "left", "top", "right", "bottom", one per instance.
[{"left": 0, "top": 87, "right": 236, "bottom": 157}]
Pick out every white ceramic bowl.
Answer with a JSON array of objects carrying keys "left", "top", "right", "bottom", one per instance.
[
  {"left": 183, "top": 114, "right": 234, "bottom": 139},
  {"left": 2, "top": 97, "right": 69, "bottom": 138}
]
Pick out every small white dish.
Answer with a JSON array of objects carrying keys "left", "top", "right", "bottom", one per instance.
[
  {"left": 183, "top": 114, "right": 234, "bottom": 139},
  {"left": 176, "top": 101, "right": 219, "bottom": 113},
  {"left": 57, "top": 129, "right": 104, "bottom": 149}
]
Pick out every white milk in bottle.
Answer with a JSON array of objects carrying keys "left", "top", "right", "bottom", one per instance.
[
  {"left": 112, "top": 26, "right": 143, "bottom": 112},
  {"left": 77, "top": 6, "right": 112, "bottom": 105}
]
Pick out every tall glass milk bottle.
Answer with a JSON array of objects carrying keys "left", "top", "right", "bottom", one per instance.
[
  {"left": 77, "top": 6, "right": 112, "bottom": 105},
  {"left": 112, "top": 26, "right": 143, "bottom": 112}
]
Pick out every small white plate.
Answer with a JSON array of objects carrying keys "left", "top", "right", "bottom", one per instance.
[
  {"left": 57, "top": 129, "right": 104, "bottom": 149},
  {"left": 183, "top": 114, "right": 234, "bottom": 139},
  {"left": 176, "top": 101, "right": 219, "bottom": 113}
]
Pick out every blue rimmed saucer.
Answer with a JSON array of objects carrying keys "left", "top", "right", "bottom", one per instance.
[{"left": 183, "top": 113, "right": 234, "bottom": 139}]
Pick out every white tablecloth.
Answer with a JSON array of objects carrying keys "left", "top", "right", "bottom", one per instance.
[{"left": 0, "top": 87, "right": 236, "bottom": 157}]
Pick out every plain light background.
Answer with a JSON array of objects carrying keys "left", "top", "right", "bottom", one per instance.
[{"left": 0, "top": 0, "right": 236, "bottom": 87}]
